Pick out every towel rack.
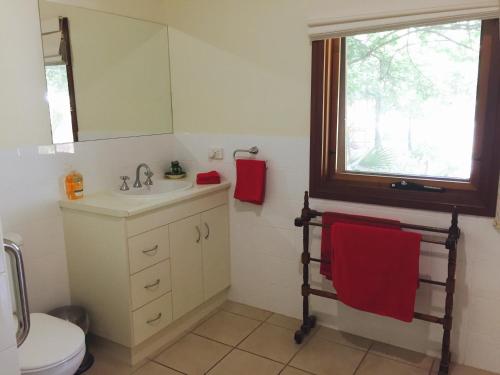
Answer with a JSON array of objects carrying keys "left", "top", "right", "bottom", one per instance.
[
  {"left": 293, "top": 191, "right": 460, "bottom": 375},
  {"left": 233, "top": 146, "right": 259, "bottom": 160}
]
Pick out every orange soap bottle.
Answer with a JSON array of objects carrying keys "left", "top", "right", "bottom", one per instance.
[{"left": 65, "top": 171, "right": 84, "bottom": 200}]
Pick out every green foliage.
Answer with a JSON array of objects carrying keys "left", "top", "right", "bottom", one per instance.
[
  {"left": 348, "top": 146, "right": 395, "bottom": 172},
  {"left": 45, "top": 65, "right": 69, "bottom": 92},
  {"left": 343, "top": 20, "right": 481, "bottom": 178},
  {"left": 346, "top": 20, "right": 481, "bottom": 114}
]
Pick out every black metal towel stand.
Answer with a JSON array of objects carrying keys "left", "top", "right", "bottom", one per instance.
[{"left": 293, "top": 191, "right": 460, "bottom": 375}]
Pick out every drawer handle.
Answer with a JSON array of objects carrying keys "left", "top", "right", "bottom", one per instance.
[
  {"left": 142, "top": 245, "right": 159, "bottom": 256},
  {"left": 146, "top": 313, "right": 162, "bottom": 325},
  {"left": 195, "top": 226, "right": 201, "bottom": 243},
  {"left": 144, "top": 279, "right": 161, "bottom": 290},
  {"left": 204, "top": 223, "right": 210, "bottom": 240}
]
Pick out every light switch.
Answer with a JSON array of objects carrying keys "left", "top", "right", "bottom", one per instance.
[{"left": 209, "top": 147, "right": 224, "bottom": 160}]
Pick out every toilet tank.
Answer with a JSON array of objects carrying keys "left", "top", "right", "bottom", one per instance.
[{"left": 0, "top": 218, "right": 21, "bottom": 374}]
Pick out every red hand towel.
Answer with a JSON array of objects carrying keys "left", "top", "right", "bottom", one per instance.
[
  {"left": 331, "top": 222, "right": 421, "bottom": 322},
  {"left": 320, "top": 213, "right": 400, "bottom": 279},
  {"left": 196, "top": 171, "right": 221, "bottom": 185},
  {"left": 234, "top": 159, "right": 266, "bottom": 205}
]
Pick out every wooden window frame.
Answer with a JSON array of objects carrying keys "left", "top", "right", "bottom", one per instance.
[
  {"left": 60, "top": 17, "right": 79, "bottom": 142},
  {"left": 309, "top": 19, "right": 500, "bottom": 216}
]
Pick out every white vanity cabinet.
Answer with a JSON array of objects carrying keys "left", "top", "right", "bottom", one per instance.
[
  {"left": 170, "top": 204, "right": 230, "bottom": 319},
  {"left": 60, "top": 184, "right": 230, "bottom": 351}
]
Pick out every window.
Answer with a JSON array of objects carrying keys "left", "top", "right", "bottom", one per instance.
[
  {"left": 45, "top": 64, "right": 74, "bottom": 144},
  {"left": 309, "top": 19, "right": 500, "bottom": 216}
]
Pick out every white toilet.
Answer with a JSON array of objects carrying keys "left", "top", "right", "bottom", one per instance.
[
  {"left": 18, "top": 313, "right": 86, "bottom": 375},
  {"left": 5, "top": 233, "right": 86, "bottom": 375}
]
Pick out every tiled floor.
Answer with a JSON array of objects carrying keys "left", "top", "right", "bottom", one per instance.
[{"left": 86, "top": 301, "right": 499, "bottom": 375}]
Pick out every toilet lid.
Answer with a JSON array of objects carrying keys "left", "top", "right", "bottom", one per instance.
[{"left": 19, "top": 313, "right": 86, "bottom": 371}]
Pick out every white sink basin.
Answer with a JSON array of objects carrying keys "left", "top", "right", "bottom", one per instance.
[{"left": 113, "top": 180, "right": 193, "bottom": 199}]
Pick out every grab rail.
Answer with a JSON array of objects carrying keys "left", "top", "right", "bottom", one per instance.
[{"left": 4, "top": 239, "right": 30, "bottom": 347}]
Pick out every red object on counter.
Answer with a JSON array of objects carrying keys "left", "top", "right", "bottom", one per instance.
[{"left": 196, "top": 171, "right": 221, "bottom": 185}]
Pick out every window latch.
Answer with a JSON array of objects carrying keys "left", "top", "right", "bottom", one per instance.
[{"left": 390, "top": 180, "right": 446, "bottom": 193}]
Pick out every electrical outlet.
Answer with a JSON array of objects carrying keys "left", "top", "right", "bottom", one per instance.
[{"left": 209, "top": 147, "right": 224, "bottom": 160}]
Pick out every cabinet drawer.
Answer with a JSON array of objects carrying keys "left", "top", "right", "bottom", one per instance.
[
  {"left": 132, "top": 293, "right": 172, "bottom": 345},
  {"left": 130, "top": 260, "right": 171, "bottom": 310},
  {"left": 128, "top": 226, "right": 169, "bottom": 274}
]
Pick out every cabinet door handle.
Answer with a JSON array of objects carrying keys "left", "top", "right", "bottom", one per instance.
[
  {"left": 204, "top": 223, "right": 210, "bottom": 239},
  {"left": 144, "top": 279, "right": 161, "bottom": 290},
  {"left": 146, "top": 313, "right": 162, "bottom": 325},
  {"left": 142, "top": 245, "right": 158, "bottom": 256},
  {"left": 195, "top": 225, "right": 201, "bottom": 243}
]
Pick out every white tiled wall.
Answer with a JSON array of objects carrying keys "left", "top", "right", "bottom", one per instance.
[
  {"left": 0, "top": 134, "right": 175, "bottom": 312},
  {"left": 174, "top": 132, "right": 500, "bottom": 373}
]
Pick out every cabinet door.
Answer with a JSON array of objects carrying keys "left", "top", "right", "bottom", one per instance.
[
  {"left": 201, "top": 205, "right": 230, "bottom": 300},
  {"left": 169, "top": 215, "right": 204, "bottom": 320}
]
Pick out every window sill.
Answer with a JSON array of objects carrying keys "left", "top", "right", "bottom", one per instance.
[{"left": 309, "top": 177, "right": 498, "bottom": 217}]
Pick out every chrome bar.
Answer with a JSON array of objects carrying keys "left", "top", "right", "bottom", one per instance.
[
  {"left": 4, "top": 239, "right": 30, "bottom": 347},
  {"left": 233, "top": 146, "right": 259, "bottom": 160}
]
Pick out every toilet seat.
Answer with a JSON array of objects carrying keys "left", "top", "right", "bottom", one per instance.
[{"left": 19, "top": 313, "right": 85, "bottom": 374}]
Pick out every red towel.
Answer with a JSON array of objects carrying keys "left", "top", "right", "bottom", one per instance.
[
  {"left": 331, "top": 222, "right": 421, "bottom": 322},
  {"left": 234, "top": 159, "right": 266, "bottom": 205},
  {"left": 320, "top": 213, "right": 400, "bottom": 279},
  {"left": 196, "top": 171, "right": 221, "bottom": 185}
]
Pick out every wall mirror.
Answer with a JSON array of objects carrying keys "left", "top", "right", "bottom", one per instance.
[{"left": 38, "top": 1, "right": 173, "bottom": 144}]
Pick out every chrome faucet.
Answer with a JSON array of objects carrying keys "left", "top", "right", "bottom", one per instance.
[{"left": 133, "top": 163, "right": 154, "bottom": 188}]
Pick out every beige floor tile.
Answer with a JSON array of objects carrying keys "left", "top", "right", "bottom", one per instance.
[
  {"left": 193, "top": 310, "right": 261, "bottom": 346},
  {"left": 238, "top": 323, "right": 301, "bottom": 363},
  {"left": 430, "top": 360, "right": 500, "bottom": 375},
  {"left": 280, "top": 366, "right": 313, "bottom": 375},
  {"left": 154, "top": 333, "right": 231, "bottom": 374},
  {"left": 316, "top": 326, "right": 372, "bottom": 351},
  {"left": 370, "top": 341, "right": 434, "bottom": 370},
  {"left": 86, "top": 345, "right": 136, "bottom": 375},
  {"left": 356, "top": 354, "right": 428, "bottom": 375},
  {"left": 221, "top": 300, "right": 272, "bottom": 321},
  {"left": 207, "top": 349, "right": 283, "bottom": 375},
  {"left": 133, "top": 362, "right": 183, "bottom": 375},
  {"left": 290, "top": 335, "right": 365, "bottom": 375},
  {"left": 266, "top": 313, "right": 302, "bottom": 330}
]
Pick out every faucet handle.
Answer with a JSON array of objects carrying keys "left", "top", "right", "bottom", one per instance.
[
  {"left": 144, "top": 170, "right": 154, "bottom": 186},
  {"left": 120, "top": 176, "right": 130, "bottom": 191}
]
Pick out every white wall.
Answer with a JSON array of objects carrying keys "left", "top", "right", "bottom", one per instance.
[
  {"left": 165, "top": 0, "right": 310, "bottom": 137},
  {"left": 165, "top": 0, "right": 500, "bottom": 372},
  {"left": 46, "top": 0, "right": 169, "bottom": 23},
  {"left": 0, "top": 0, "right": 52, "bottom": 148}
]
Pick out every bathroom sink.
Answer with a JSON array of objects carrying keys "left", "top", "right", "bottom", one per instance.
[{"left": 113, "top": 180, "right": 193, "bottom": 198}]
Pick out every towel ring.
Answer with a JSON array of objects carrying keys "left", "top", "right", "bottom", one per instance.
[{"left": 233, "top": 146, "right": 259, "bottom": 160}]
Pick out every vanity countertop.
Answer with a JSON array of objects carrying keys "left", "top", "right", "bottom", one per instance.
[{"left": 59, "top": 181, "right": 231, "bottom": 218}]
